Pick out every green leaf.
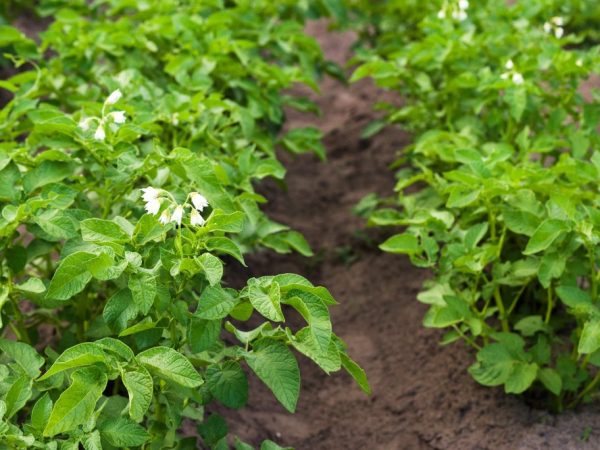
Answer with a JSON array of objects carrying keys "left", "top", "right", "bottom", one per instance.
[
  {"left": 188, "top": 318, "right": 221, "bottom": 353},
  {"left": 261, "top": 440, "right": 293, "bottom": 450},
  {"left": 245, "top": 339, "right": 300, "bottom": 413},
  {"left": 446, "top": 187, "right": 481, "bottom": 208},
  {"left": 284, "top": 288, "right": 332, "bottom": 353},
  {"left": 538, "top": 368, "right": 562, "bottom": 396},
  {"left": 137, "top": 346, "right": 203, "bottom": 387},
  {"left": 133, "top": 214, "right": 164, "bottom": 246},
  {"left": 579, "top": 320, "right": 600, "bottom": 355},
  {"left": 5, "top": 375, "right": 32, "bottom": 418},
  {"left": 205, "top": 237, "right": 245, "bottom": 265},
  {"left": 94, "top": 337, "right": 134, "bottom": 362},
  {"left": 128, "top": 272, "right": 156, "bottom": 315},
  {"left": 340, "top": 352, "right": 371, "bottom": 394},
  {"left": 197, "top": 414, "right": 228, "bottom": 448},
  {"left": 205, "top": 210, "right": 245, "bottom": 233},
  {"left": 469, "top": 335, "right": 538, "bottom": 394},
  {"left": 34, "top": 211, "right": 78, "bottom": 241},
  {"left": 43, "top": 366, "right": 107, "bottom": 437},
  {"left": 556, "top": 285, "right": 592, "bottom": 308},
  {"left": 463, "top": 223, "right": 488, "bottom": 249},
  {"left": 122, "top": 368, "right": 153, "bottom": 422},
  {"left": 361, "top": 119, "right": 386, "bottom": 139},
  {"left": 523, "top": 219, "right": 570, "bottom": 255},
  {"left": 505, "top": 362, "right": 538, "bottom": 394},
  {"left": 196, "top": 286, "right": 237, "bottom": 320},
  {"left": 379, "top": 233, "right": 420, "bottom": 254},
  {"left": 538, "top": 251, "right": 566, "bottom": 288},
  {"left": 99, "top": 417, "right": 150, "bottom": 447},
  {"left": 505, "top": 86, "right": 527, "bottom": 122},
  {"left": 288, "top": 328, "right": 341, "bottom": 374},
  {"left": 0, "top": 163, "right": 21, "bottom": 202},
  {"left": 15, "top": 278, "right": 46, "bottom": 295},
  {"left": 38, "top": 342, "right": 106, "bottom": 381},
  {"left": 514, "top": 315, "right": 547, "bottom": 337},
  {"left": 206, "top": 361, "right": 248, "bottom": 409},
  {"left": 46, "top": 251, "right": 97, "bottom": 300},
  {"left": 82, "top": 430, "right": 102, "bottom": 450},
  {"left": 198, "top": 253, "right": 224, "bottom": 286},
  {"left": 502, "top": 209, "right": 540, "bottom": 236},
  {"left": 248, "top": 280, "right": 284, "bottom": 322},
  {"left": 103, "top": 289, "right": 138, "bottom": 332},
  {"left": 0, "top": 338, "right": 44, "bottom": 378},
  {"left": 30, "top": 393, "right": 53, "bottom": 433},
  {"left": 81, "top": 218, "right": 130, "bottom": 244},
  {"left": 23, "top": 161, "right": 72, "bottom": 193},
  {"left": 263, "top": 231, "right": 314, "bottom": 257}
]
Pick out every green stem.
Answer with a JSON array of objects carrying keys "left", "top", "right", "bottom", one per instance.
[
  {"left": 452, "top": 325, "right": 482, "bottom": 351},
  {"left": 569, "top": 370, "right": 600, "bottom": 408},
  {"left": 588, "top": 243, "right": 598, "bottom": 302},
  {"left": 507, "top": 280, "right": 530, "bottom": 316},
  {"left": 10, "top": 297, "right": 30, "bottom": 344},
  {"left": 545, "top": 284, "right": 553, "bottom": 324},
  {"left": 493, "top": 287, "right": 509, "bottom": 332}
]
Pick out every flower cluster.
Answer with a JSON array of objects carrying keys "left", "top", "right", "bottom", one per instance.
[
  {"left": 141, "top": 187, "right": 209, "bottom": 228},
  {"left": 437, "top": 0, "right": 469, "bottom": 21},
  {"left": 78, "top": 89, "right": 126, "bottom": 141},
  {"left": 500, "top": 59, "right": 524, "bottom": 85},
  {"left": 543, "top": 17, "right": 565, "bottom": 39}
]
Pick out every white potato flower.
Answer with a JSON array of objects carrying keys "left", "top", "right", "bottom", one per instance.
[
  {"left": 437, "top": 9, "right": 446, "bottom": 19},
  {"left": 78, "top": 117, "right": 92, "bottom": 131},
  {"left": 458, "top": 10, "right": 468, "bottom": 21},
  {"left": 190, "top": 192, "right": 209, "bottom": 211},
  {"left": 190, "top": 208, "right": 206, "bottom": 227},
  {"left": 106, "top": 89, "right": 122, "bottom": 105},
  {"left": 141, "top": 187, "right": 160, "bottom": 202},
  {"left": 171, "top": 205, "right": 184, "bottom": 226},
  {"left": 94, "top": 124, "right": 106, "bottom": 141},
  {"left": 555, "top": 27, "right": 564, "bottom": 39},
  {"left": 458, "top": 0, "right": 469, "bottom": 10},
  {"left": 110, "top": 111, "right": 126, "bottom": 124},
  {"left": 543, "top": 22, "right": 552, "bottom": 33},
  {"left": 505, "top": 59, "right": 514, "bottom": 70},
  {"left": 145, "top": 198, "right": 161, "bottom": 215},
  {"left": 159, "top": 209, "right": 171, "bottom": 225},
  {"left": 552, "top": 16, "right": 564, "bottom": 26},
  {"left": 512, "top": 72, "right": 524, "bottom": 85}
]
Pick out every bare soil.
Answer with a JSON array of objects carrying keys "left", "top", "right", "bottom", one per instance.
[{"left": 220, "top": 22, "right": 600, "bottom": 450}]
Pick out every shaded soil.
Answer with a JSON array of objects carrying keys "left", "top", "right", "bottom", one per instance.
[{"left": 221, "top": 21, "right": 600, "bottom": 450}]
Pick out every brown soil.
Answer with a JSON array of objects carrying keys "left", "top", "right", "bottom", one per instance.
[{"left": 220, "top": 21, "right": 600, "bottom": 450}]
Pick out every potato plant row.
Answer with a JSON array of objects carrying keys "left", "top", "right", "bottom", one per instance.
[
  {"left": 351, "top": 0, "right": 600, "bottom": 410},
  {"left": 0, "top": 1, "right": 366, "bottom": 449}
]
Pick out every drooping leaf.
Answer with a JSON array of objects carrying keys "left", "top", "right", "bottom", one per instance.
[
  {"left": 245, "top": 339, "right": 300, "bottom": 413},
  {"left": 43, "top": 366, "right": 107, "bottom": 437},
  {"left": 206, "top": 361, "right": 248, "bottom": 409},
  {"left": 122, "top": 368, "right": 153, "bottom": 422}
]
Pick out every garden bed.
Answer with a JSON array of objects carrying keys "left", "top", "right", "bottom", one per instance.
[{"left": 222, "top": 21, "right": 600, "bottom": 450}]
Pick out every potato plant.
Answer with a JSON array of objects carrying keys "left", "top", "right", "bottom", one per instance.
[
  {"left": 0, "top": 1, "right": 368, "bottom": 448},
  {"left": 352, "top": 0, "right": 600, "bottom": 410}
]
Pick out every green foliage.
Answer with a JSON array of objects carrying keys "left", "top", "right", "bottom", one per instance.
[
  {"left": 0, "top": 0, "right": 367, "bottom": 448},
  {"left": 352, "top": 0, "right": 600, "bottom": 410}
]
